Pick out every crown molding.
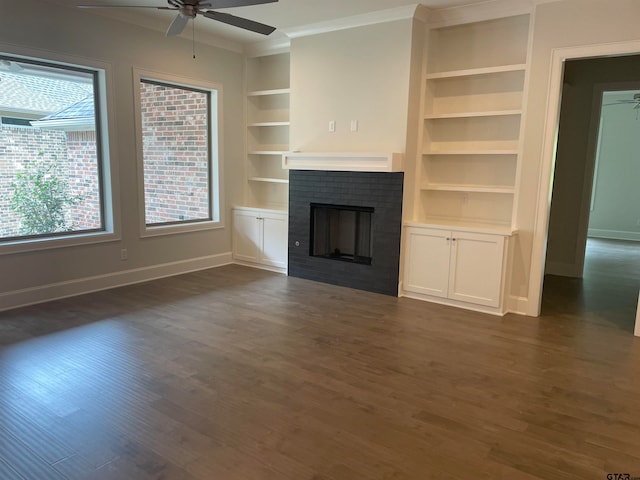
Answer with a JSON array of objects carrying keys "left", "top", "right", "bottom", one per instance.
[
  {"left": 282, "top": 4, "right": 420, "bottom": 40},
  {"left": 427, "top": 0, "right": 534, "bottom": 28},
  {"left": 243, "top": 34, "right": 291, "bottom": 57}
]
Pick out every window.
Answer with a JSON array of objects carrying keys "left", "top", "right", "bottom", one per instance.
[
  {"left": 0, "top": 55, "right": 109, "bottom": 245},
  {"left": 136, "top": 72, "right": 220, "bottom": 235}
]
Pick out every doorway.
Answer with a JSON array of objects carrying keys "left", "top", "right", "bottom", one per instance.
[{"left": 542, "top": 55, "right": 640, "bottom": 330}]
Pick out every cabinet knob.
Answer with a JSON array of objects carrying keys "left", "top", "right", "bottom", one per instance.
[
  {"left": 452, "top": 238, "right": 456, "bottom": 242},
  {"left": 446, "top": 237, "right": 450, "bottom": 241}
]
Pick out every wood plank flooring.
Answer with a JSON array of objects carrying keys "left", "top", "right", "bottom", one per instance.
[{"left": 1, "top": 245, "right": 639, "bottom": 479}]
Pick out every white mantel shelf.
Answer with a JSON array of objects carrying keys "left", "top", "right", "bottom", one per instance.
[{"left": 282, "top": 152, "right": 403, "bottom": 172}]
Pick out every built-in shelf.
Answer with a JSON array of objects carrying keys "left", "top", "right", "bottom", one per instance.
[
  {"left": 413, "top": 13, "right": 530, "bottom": 234},
  {"left": 248, "top": 121, "right": 290, "bottom": 127},
  {"left": 241, "top": 51, "right": 290, "bottom": 222},
  {"left": 421, "top": 184, "right": 515, "bottom": 194},
  {"left": 425, "top": 63, "right": 527, "bottom": 80},
  {"left": 423, "top": 149, "right": 519, "bottom": 156},
  {"left": 247, "top": 88, "right": 290, "bottom": 97},
  {"left": 248, "top": 177, "right": 289, "bottom": 184},
  {"left": 249, "top": 146, "right": 290, "bottom": 155},
  {"left": 424, "top": 109, "right": 522, "bottom": 120},
  {"left": 404, "top": 220, "right": 517, "bottom": 236}
]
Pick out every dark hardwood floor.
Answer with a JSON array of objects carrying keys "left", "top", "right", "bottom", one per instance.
[
  {"left": 1, "top": 247, "right": 640, "bottom": 479},
  {"left": 542, "top": 237, "right": 640, "bottom": 331}
]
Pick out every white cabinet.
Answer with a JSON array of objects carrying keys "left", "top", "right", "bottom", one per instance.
[
  {"left": 403, "top": 225, "right": 511, "bottom": 312},
  {"left": 232, "top": 207, "right": 287, "bottom": 272}
]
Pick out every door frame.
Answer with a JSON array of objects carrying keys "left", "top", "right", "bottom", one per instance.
[
  {"left": 571, "top": 81, "right": 640, "bottom": 277},
  {"left": 529, "top": 40, "right": 640, "bottom": 316}
]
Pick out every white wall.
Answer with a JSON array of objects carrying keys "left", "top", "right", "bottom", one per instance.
[
  {"left": 512, "top": 0, "right": 640, "bottom": 314},
  {"left": 588, "top": 90, "right": 640, "bottom": 241},
  {"left": 0, "top": 0, "right": 245, "bottom": 310},
  {"left": 289, "top": 19, "right": 415, "bottom": 153}
]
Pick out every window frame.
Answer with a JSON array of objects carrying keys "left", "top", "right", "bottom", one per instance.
[
  {"left": 0, "top": 47, "right": 120, "bottom": 256},
  {"left": 133, "top": 69, "right": 223, "bottom": 238}
]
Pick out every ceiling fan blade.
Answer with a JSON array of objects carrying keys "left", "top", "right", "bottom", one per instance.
[
  {"left": 77, "top": 4, "right": 175, "bottom": 9},
  {"left": 203, "top": 0, "right": 277, "bottom": 9},
  {"left": 202, "top": 10, "right": 275, "bottom": 35},
  {"left": 166, "top": 13, "right": 190, "bottom": 36}
]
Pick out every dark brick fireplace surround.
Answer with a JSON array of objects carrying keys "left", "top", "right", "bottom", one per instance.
[{"left": 288, "top": 170, "right": 404, "bottom": 296}]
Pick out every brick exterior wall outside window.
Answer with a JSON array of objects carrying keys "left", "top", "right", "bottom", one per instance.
[
  {"left": 0, "top": 83, "right": 211, "bottom": 240},
  {"left": 0, "top": 126, "right": 68, "bottom": 238},
  {"left": 140, "top": 81, "right": 211, "bottom": 226},
  {"left": 67, "top": 131, "right": 101, "bottom": 230}
]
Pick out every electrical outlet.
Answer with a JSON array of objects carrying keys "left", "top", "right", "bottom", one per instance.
[
  {"left": 120, "top": 248, "right": 128, "bottom": 261},
  {"left": 350, "top": 120, "right": 358, "bottom": 132},
  {"left": 328, "top": 120, "right": 336, "bottom": 133}
]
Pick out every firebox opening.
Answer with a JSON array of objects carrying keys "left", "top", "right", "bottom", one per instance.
[{"left": 310, "top": 203, "right": 373, "bottom": 265}]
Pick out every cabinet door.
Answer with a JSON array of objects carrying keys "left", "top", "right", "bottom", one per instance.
[
  {"left": 448, "top": 231, "right": 504, "bottom": 307},
  {"left": 232, "top": 210, "right": 260, "bottom": 263},
  {"left": 260, "top": 213, "right": 288, "bottom": 269},
  {"left": 403, "top": 227, "right": 450, "bottom": 298}
]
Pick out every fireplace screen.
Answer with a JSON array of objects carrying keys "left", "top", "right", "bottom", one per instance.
[{"left": 310, "top": 203, "right": 373, "bottom": 265}]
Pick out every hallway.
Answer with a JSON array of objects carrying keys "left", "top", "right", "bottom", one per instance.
[{"left": 542, "top": 238, "right": 640, "bottom": 332}]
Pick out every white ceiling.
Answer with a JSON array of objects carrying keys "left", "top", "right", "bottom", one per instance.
[{"left": 43, "top": 0, "right": 492, "bottom": 50}]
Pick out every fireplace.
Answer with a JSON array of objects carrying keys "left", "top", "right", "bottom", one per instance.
[
  {"left": 311, "top": 203, "right": 373, "bottom": 265},
  {"left": 288, "top": 170, "right": 403, "bottom": 296}
]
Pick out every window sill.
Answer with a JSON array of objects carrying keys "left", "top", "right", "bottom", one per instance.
[
  {"left": 0, "top": 231, "right": 120, "bottom": 256},
  {"left": 141, "top": 220, "right": 224, "bottom": 238}
]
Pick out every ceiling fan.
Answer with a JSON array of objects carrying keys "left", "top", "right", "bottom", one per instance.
[
  {"left": 603, "top": 92, "right": 640, "bottom": 110},
  {"left": 77, "top": 0, "right": 278, "bottom": 37}
]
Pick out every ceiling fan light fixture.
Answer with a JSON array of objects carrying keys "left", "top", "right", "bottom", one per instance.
[{"left": 76, "top": 0, "right": 278, "bottom": 37}]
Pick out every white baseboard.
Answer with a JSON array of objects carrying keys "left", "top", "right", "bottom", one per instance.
[
  {"left": 0, "top": 252, "right": 233, "bottom": 313},
  {"left": 400, "top": 290, "right": 506, "bottom": 316},
  {"left": 545, "top": 260, "right": 582, "bottom": 278},
  {"left": 232, "top": 259, "right": 287, "bottom": 275},
  {"left": 507, "top": 295, "right": 529, "bottom": 316},
  {"left": 588, "top": 229, "right": 640, "bottom": 242}
]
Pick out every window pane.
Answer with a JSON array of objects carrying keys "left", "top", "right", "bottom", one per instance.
[
  {"left": 0, "top": 56, "right": 104, "bottom": 241},
  {"left": 140, "top": 80, "right": 211, "bottom": 226}
]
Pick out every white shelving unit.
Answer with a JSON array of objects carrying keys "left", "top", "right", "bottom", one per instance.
[
  {"left": 416, "top": 14, "right": 531, "bottom": 230},
  {"left": 244, "top": 52, "right": 290, "bottom": 210},
  {"left": 233, "top": 50, "right": 290, "bottom": 274},
  {"left": 401, "top": 12, "right": 531, "bottom": 314}
]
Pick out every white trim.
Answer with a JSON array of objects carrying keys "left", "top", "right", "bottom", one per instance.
[
  {"left": 0, "top": 44, "right": 121, "bottom": 254},
  {"left": 232, "top": 259, "right": 286, "bottom": 275},
  {"left": 0, "top": 252, "right": 233, "bottom": 313},
  {"left": 529, "top": 40, "right": 640, "bottom": 317},
  {"left": 282, "top": 5, "right": 419, "bottom": 39},
  {"left": 635, "top": 291, "right": 640, "bottom": 337},
  {"left": 426, "top": 0, "right": 533, "bottom": 28},
  {"left": 29, "top": 118, "right": 95, "bottom": 131},
  {"left": 132, "top": 68, "right": 225, "bottom": 238},
  {"left": 400, "top": 290, "right": 507, "bottom": 316},
  {"left": 588, "top": 229, "right": 640, "bottom": 242},
  {"left": 0, "top": 231, "right": 119, "bottom": 256},
  {"left": 507, "top": 295, "right": 529, "bottom": 316},
  {"left": 282, "top": 152, "right": 403, "bottom": 172},
  {"left": 243, "top": 36, "right": 290, "bottom": 57}
]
